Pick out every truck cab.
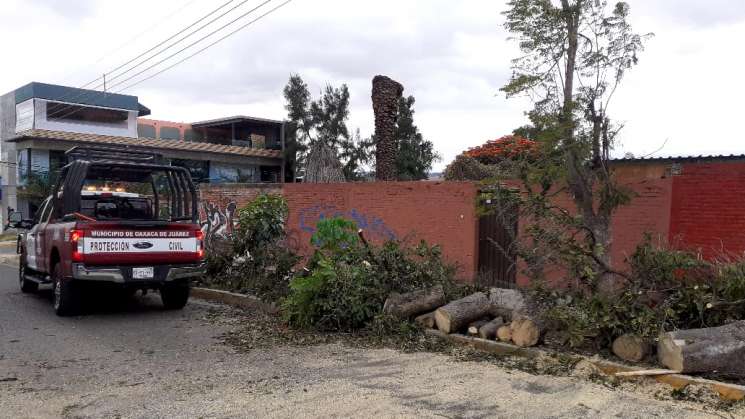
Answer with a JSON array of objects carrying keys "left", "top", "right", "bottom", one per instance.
[{"left": 18, "top": 146, "right": 205, "bottom": 316}]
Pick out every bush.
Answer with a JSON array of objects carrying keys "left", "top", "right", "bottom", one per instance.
[
  {"left": 204, "top": 194, "right": 299, "bottom": 301},
  {"left": 282, "top": 217, "right": 459, "bottom": 331},
  {"left": 234, "top": 193, "right": 289, "bottom": 255},
  {"left": 537, "top": 236, "right": 745, "bottom": 349}
]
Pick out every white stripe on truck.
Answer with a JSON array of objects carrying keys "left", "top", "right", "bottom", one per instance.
[{"left": 81, "top": 237, "right": 198, "bottom": 254}]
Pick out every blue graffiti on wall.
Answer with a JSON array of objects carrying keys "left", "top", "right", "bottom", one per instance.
[{"left": 298, "top": 204, "right": 396, "bottom": 241}]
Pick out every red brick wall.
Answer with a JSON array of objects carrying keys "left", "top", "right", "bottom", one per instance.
[
  {"left": 198, "top": 182, "right": 480, "bottom": 281},
  {"left": 283, "top": 182, "right": 479, "bottom": 281},
  {"left": 199, "top": 183, "right": 282, "bottom": 215},
  {"left": 513, "top": 174, "right": 673, "bottom": 287},
  {"left": 670, "top": 161, "right": 745, "bottom": 258}
]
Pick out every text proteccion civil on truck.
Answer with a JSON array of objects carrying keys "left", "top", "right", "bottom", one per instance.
[{"left": 15, "top": 146, "right": 206, "bottom": 316}]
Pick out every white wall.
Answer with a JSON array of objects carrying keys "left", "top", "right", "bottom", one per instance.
[
  {"left": 15, "top": 99, "right": 34, "bottom": 132},
  {"left": 33, "top": 99, "right": 138, "bottom": 138}
]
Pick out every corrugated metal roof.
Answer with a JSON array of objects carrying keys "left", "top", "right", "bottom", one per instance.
[
  {"left": 191, "top": 115, "right": 284, "bottom": 128},
  {"left": 11, "top": 129, "right": 282, "bottom": 160},
  {"left": 611, "top": 154, "right": 745, "bottom": 163}
]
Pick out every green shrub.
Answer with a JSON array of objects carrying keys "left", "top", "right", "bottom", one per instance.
[
  {"left": 282, "top": 217, "right": 459, "bottom": 331},
  {"left": 234, "top": 193, "right": 289, "bottom": 255},
  {"left": 539, "top": 236, "right": 745, "bottom": 349},
  {"left": 204, "top": 194, "right": 299, "bottom": 301}
]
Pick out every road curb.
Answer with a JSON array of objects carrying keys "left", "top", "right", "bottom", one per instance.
[
  {"left": 425, "top": 329, "right": 745, "bottom": 402},
  {"left": 191, "top": 287, "right": 279, "bottom": 315}
]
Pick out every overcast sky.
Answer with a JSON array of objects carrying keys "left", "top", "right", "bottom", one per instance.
[{"left": 1, "top": 0, "right": 744, "bottom": 171}]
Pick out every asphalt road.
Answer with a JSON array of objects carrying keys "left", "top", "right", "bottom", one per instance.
[{"left": 0, "top": 264, "right": 736, "bottom": 418}]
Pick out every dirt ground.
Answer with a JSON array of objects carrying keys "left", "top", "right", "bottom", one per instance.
[{"left": 1, "top": 263, "right": 743, "bottom": 418}]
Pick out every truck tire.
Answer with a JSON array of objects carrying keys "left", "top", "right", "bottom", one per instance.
[
  {"left": 160, "top": 284, "right": 190, "bottom": 310},
  {"left": 52, "top": 263, "right": 79, "bottom": 317},
  {"left": 19, "top": 255, "right": 38, "bottom": 293}
]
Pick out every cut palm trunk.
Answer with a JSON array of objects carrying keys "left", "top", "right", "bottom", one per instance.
[
  {"left": 383, "top": 285, "right": 446, "bottom": 319},
  {"left": 478, "top": 317, "right": 505, "bottom": 340},
  {"left": 434, "top": 292, "right": 490, "bottom": 334},
  {"left": 658, "top": 321, "right": 745, "bottom": 377}
]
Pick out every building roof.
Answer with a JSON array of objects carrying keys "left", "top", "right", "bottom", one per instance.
[
  {"left": 191, "top": 115, "right": 284, "bottom": 128},
  {"left": 12, "top": 82, "right": 151, "bottom": 116},
  {"left": 10, "top": 129, "right": 282, "bottom": 159},
  {"left": 611, "top": 154, "right": 745, "bottom": 164}
]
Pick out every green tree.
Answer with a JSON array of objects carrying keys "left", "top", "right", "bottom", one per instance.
[
  {"left": 498, "top": 0, "right": 651, "bottom": 291},
  {"left": 394, "top": 96, "right": 439, "bottom": 180},
  {"left": 17, "top": 171, "right": 56, "bottom": 211},
  {"left": 340, "top": 129, "right": 374, "bottom": 181},
  {"left": 283, "top": 74, "right": 372, "bottom": 182}
]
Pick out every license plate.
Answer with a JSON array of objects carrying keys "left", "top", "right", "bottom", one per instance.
[{"left": 132, "top": 267, "right": 154, "bottom": 279}]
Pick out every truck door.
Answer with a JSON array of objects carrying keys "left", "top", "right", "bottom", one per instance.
[
  {"left": 25, "top": 197, "right": 51, "bottom": 272},
  {"left": 35, "top": 199, "right": 55, "bottom": 274}
]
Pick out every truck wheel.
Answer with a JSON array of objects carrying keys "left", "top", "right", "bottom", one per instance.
[
  {"left": 160, "top": 284, "right": 190, "bottom": 310},
  {"left": 52, "top": 264, "right": 79, "bottom": 317},
  {"left": 19, "top": 255, "right": 38, "bottom": 293}
]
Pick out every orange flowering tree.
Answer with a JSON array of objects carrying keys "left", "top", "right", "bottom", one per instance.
[{"left": 464, "top": 135, "right": 538, "bottom": 164}]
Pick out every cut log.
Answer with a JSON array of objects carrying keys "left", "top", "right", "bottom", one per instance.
[
  {"left": 496, "top": 324, "right": 513, "bottom": 342},
  {"left": 612, "top": 334, "right": 652, "bottom": 363},
  {"left": 467, "top": 319, "right": 490, "bottom": 336},
  {"left": 510, "top": 314, "right": 544, "bottom": 348},
  {"left": 478, "top": 317, "right": 505, "bottom": 340},
  {"left": 414, "top": 312, "right": 436, "bottom": 329},
  {"left": 383, "top": 285, "right": 446, "bottom": 319},
  {"left": 434, "top": 292, "right": 490, "bottom": 334},
  {"left": 658, "top": 321, "right": 745, "bottom": 377}
]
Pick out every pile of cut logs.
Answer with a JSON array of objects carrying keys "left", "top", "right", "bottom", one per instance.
[
  {"left": 384, "top": 286, "right": 745, "bottom": 379},
  {"left": 383, "top": 286, "right": 546, "bottom": 348}
]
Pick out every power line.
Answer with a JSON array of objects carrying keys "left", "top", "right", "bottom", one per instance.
[
  {"left": 49, "top": 0, "right": 292, "bottom": 122},
  {"left": 58, "top": 0, "right": 203, "bottom": 86},
  {"left": 107, "top": 0, "right": 277, "bottom": 92},
  {"left": 46, "top": 0, "right": 243, "bottom": 119},
  {"left": 116, "top": 0, "right": 291, "bottom": 93},
  {"left": 51, "top": 0, "right": 278, "bottom": 122}
]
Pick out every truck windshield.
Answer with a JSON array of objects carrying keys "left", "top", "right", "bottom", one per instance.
[{"left": 80, "top": 195, "right": 154, "bottom": 220}]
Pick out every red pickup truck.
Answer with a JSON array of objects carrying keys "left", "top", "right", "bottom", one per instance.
[{"left": 16, "top": 146, "right": 205, "bottom": 316}]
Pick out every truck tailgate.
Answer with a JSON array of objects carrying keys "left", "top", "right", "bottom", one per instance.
[{"left": 78, "top": 223, "right": 203, "bottom": 265}]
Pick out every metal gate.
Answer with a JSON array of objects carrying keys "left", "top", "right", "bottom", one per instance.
[{"left": 477, "top": 203, "right": 517, "bottom": 288}]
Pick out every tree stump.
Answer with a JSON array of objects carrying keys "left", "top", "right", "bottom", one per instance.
[
  {"left": 658, "top": 321, "right": 745, "bottom": 377},
  {"left": 434, "top": 292, "right": 490, "bottom": 334}
]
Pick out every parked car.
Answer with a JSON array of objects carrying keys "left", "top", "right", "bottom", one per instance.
[{"left": 16, "top": 146, "right": 205, "bottom": 316}]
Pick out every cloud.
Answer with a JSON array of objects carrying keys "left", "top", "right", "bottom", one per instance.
[{"left": 1, "top": 0, "right": 744, "bottom": 171}]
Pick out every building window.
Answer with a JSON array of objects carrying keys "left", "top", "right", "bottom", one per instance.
[
  {"left": 260, "top": 166, "right": 281, "bottom": 183},
  {"left": 138, "top": 123, "right": 156, "bottom": 138},
  {"left": 184, "top": 129, "right": 204, "bottom": 142},
  {"left": 16, "top": 149, "right": 29, "bottom": 184},
  {"left": 46, "top": 101, "right": 128, "bottom": 126},
  {"left": 160, "top": 127, "right": 181, "bottom": 140},
  {"left": 171, "top": 159, "right": 210, "bottom": 183},
  {"left": 49, "top": 150, "right": 66, "bottom": 173}
]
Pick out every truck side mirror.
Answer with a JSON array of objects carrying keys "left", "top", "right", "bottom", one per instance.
[{"left": 8, "top": 211, "right": 22, "bottom": 224}]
